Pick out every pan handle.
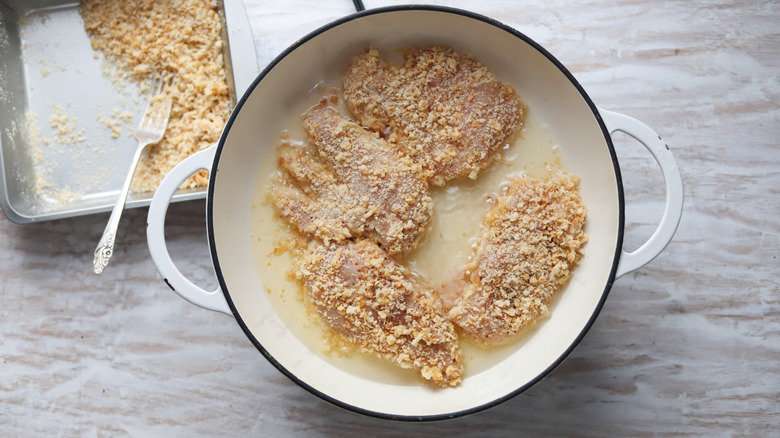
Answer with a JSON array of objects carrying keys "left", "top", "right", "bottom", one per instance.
[
  {"left": 598, "top": 108, "right": 684, "bottom": 279},
  {"left": 146, "top": 145, "right": 231, "bottom": 315}
]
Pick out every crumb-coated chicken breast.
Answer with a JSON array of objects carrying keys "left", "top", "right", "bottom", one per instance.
[
  {"left": 271, "top": 101, "right": 432, "bottom": 255},
  {"left": 297, "top": 239, "right": 463, "bottom": 387},
  {"left": 343, "top": 46, "right": 525, "bottom": 186},
  {"left": 448, "top": 173, "right": 587, "bottom": 346}
]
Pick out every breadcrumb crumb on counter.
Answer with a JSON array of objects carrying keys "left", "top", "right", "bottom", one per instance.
[
  {"left": 80, "top": 0, "right": 232, "bottom": 192},
  {"left": 448, "top": 172, "right": 588, "bottom": 346}
]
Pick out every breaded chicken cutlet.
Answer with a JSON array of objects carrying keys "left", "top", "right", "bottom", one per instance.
[
  {"left": 297, "top": 239, "right": 463, "bottom": 387},
  {"left": 448, "top": 173, "right": 587, "bottom": 346},
  {"left": 271, "top": 102, "right": 432, "bottom": 256},
  {"left": 343, "top": 46, "right": 525, "bottom": 186}
]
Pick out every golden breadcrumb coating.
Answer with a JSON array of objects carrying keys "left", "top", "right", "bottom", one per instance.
[
  {"left": 81, "top": 0, "right": 231, "bottom": 192},
  {"left": 271, "top": 101, "right": 432, "bottom": 255},
  {"left": 297, "top": 239, "right": 463, "bottom": 387},
  {"left": 448, "top": 173, "right": 587, "bottom": 346},
  {"left": 343, "top": 46, "right": 525, "bottom": 186}
]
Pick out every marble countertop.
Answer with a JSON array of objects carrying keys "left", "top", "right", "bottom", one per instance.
[{"left": 1, "top": 0, "right": 777, "bottom": 436}]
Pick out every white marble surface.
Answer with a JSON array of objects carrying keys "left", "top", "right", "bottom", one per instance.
[{"left": 1, "top": 0, "right": 778, "bottom": 436}]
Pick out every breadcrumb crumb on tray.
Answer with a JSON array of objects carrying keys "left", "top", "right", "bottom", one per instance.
[
  {"left": 81, "top": 0, "right": 233, "bottom": 193},
  {"left": 0, "top": 0, "right": 257, "bottom": 223}
]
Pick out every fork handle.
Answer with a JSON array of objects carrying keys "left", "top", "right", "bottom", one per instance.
[{"left": 93, "top": 141, "right": 148, "bottom": 274}]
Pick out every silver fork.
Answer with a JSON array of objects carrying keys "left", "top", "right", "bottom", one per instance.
[{"left": 93, "top": 74, "right": 173, "bottom": 274}]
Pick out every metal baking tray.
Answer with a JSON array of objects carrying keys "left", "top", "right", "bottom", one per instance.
[{"left": 0, "top": 0, "right": 258, "bottom": 223}]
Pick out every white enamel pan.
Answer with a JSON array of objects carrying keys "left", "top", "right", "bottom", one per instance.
[{"left": 146, "top": 6, "right": 683, "bottom": 420}]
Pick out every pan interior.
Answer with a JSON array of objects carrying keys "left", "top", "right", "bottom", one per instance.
[{"left": 210, "top": 8, "right": 620, "bottom": 419}]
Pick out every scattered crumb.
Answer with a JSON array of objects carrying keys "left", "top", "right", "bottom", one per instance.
[{"left": 48, "top": 104, "right": 86, "bottom": 145}]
